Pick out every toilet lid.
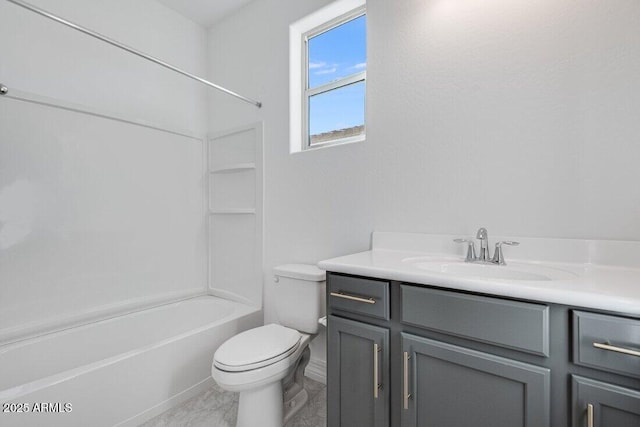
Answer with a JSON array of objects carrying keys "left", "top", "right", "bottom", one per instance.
[{"left": 214, "top": 324, "right": 301, "bottom": 372}]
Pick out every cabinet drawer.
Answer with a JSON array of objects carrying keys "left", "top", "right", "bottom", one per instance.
[
  {"left": 328, "top": 274, "right": 389, "bottom": 320},
  {"left": 572, "top": 311, "right": 640, "bottom": 378},
  {"left": 401, "top": 285, "right": 549, "bottom": 356}
]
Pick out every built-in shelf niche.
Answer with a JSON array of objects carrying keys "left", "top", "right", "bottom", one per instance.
[
  {"left": 207, "top": 122, "right": 263, "bottom": 307},
  {"left": 210, "top": 163, "right": 256, "bottom": 174},
  {"left": 208, "top": 127, "right": 256, "bottom": 165},
  {"left": 209, "top": 208, "right": 256, "bottom": 215},
  {"left": 209, "top": 168, "right": 256, "bottom": 212}
]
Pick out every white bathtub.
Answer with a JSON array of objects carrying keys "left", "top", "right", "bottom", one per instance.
[{"left": 0, "top": 296, "right": 261, "bottom": 427}]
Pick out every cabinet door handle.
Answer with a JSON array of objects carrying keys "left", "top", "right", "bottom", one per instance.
[
  {"left": 587, "top": 403, "right": 594, "bottom": 427},
  {"left": 373, "top": 343, "right": 382, "bottom": 399},
  {"left": 403, "top": 351, "right": 412, "bottom": 410},
  {"left": 593, "top": 342, "right": 640, "bottom": 357},
  {"left": 330, "top": 292, "right": 376, "bottom": 304}
]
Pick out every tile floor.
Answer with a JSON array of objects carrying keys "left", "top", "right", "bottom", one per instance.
[{"left": 141, "top": 377, "right": 326, "bottom": 427}]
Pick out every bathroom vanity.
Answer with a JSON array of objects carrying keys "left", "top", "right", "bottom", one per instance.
[{"left": 320, "top": 232, "right": 640, "bottom": 427}]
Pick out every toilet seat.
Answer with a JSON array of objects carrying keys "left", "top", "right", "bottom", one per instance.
[{"left": 214, "top": 324, "right": 301, "bottom": 372}]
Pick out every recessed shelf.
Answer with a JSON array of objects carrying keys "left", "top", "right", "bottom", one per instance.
[
  {"left": 210, "top": 163, "right": 256, "bottom": 174},
  {"left": 209, "top": 208, "right": 256, "bottom": 215}
]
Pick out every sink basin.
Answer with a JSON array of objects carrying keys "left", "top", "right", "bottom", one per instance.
[{"left": 402, "top": 256, "right": 578, "bottom": 281}]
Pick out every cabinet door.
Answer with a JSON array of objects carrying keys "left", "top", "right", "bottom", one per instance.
[
  {"left": 572, "top": 376, "right": 640, "bottom": 427},
  {"left": 401, "top": 333, "right": 550, "bottom": 427},
  {"left": 327, "top": 315, "right": 389, "bottom": 427}
]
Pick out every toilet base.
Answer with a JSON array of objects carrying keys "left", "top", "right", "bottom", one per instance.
[
  {"left": 283, "top": 346, "right": 311, "bottom": 424},
  {"left": 234, "top": 346, "right": 312, "bottom": 427},
  {"left": 237, "top": 381, "right": 283, "bottom": 427},
  {"left": 283, "top": 388, "right": 308, "bottom": 425}
]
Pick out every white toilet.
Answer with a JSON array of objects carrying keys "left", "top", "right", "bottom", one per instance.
[{"left": 211, "top": 264, "right": 326, "bottom": 427}]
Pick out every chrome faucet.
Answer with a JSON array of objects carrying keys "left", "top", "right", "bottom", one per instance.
[
  {"left": 454, "top": 227, "right": 519, "bottom": 265},
  {"left": 476, "top": 227, "right": 490, "bottom": 262}
]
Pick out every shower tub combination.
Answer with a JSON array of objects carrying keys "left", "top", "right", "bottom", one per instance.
[{"left": 0, "top": 296, "right": 261, "bottom": 427}]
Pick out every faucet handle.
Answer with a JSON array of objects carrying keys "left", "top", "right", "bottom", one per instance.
[
  {"left": 454, "top": 238, "right": 477, "bottom": 262},
  {"left": 492, "top": 241, "right": 520, "bottom": 265}
]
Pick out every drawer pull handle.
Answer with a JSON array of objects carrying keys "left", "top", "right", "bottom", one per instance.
[
  {"left": 403, "top": 351, "right": 412, "bottom": 410},
  {"left": 330, "top": 292, "right": 376, "bottom": 304},
  {"left": 587, "top": 403, "right": 594, "bottom": 427},
  {"left": 593, "top": 342, "right": 640, "bottom": 357},
  {"left": 373, "top": 343, "right": 382, "bottom": 399}
]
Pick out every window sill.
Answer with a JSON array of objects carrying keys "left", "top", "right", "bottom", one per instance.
[{"left": 293, "top": 135, "right": 366, "bottom": 154}]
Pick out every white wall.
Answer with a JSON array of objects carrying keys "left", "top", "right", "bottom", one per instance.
[
  {"left": 368, "top": 0, "right": 640, "bottom": 239},
  {"left": 207, "top": 0, "right": 640, "bottom": 371},
  {"left": 0, "top": 0, "right": 209, "bottom": 342}
]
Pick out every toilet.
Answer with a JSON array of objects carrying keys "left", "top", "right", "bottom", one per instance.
[{"left": 211, "top": 264, "right": 326, "bottom": 427}]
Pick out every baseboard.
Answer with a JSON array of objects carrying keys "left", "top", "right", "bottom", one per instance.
[
  {"left": 305, "top": 357, "right": 326, "bottom": 385},
  {"left": 115, "top": 376, "right": 215, "bottom": 427}
]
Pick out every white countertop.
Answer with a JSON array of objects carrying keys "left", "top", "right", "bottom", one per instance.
[{"left": 318, "top": 232, "right": 640, "bottom": 316}]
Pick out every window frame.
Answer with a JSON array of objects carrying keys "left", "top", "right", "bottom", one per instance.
[{"left": 300, "top": 5, "right": 366, "bottom": 151}]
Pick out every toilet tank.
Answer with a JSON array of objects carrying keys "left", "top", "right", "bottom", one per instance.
[{"left": 273, "top": 264, "right": 326, "bottom": 334}]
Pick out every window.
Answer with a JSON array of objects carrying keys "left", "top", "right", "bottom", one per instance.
[{"left": 290, "top": 1, "right": 366, "bottom": 152}]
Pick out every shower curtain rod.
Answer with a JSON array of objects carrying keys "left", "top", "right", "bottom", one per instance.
[{"left": 5, "top": 0, "right": 262, "bottom": 108}]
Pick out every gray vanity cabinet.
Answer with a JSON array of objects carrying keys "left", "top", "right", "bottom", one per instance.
[
  {"left": 327, "top": 315, "right": 390, "bottom": 427},
  {"left": 326, "top": 272, "right": 640, "bottom": 427},
  {"left": 401, "top": 333, "right": 550, "bottom": 427},
  {"left": 572, "top": 376, "right": 640, "bottom": 427}
]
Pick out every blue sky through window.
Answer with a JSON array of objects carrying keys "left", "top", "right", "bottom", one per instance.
[
  {"left": 308, "top": 14, "right": 366, "bottom": 136},
  {"left": 309, "top": 82, "right": 365, "bottom": 136}
]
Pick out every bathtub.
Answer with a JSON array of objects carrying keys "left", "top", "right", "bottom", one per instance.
[{"left": 0, "top": 296, "right": 261, "bottom": 427}]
